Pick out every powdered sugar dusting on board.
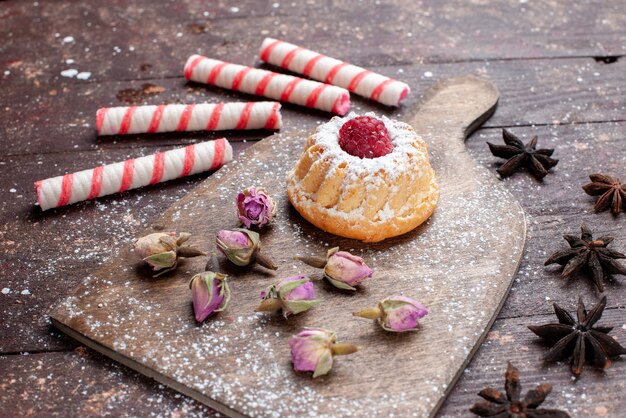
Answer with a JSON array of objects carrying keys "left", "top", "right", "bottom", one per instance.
[{"left": 52, "top": 103, "right": 525, "bottom": 416}]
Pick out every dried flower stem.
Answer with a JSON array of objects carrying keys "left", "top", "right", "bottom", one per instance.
[
  {"left": 256, "top": 298, "right": 282, "bottom": 312},
  {"left": 331, "top": 343, "right": 359, "bottom": 356},
  {"left": 294, "top": 255, "right": 327, "bottom": 269},
  {"left": 353, "top": 307, "right": 382, "bottom": 320},
  {"left": 177, "top": 247, "right": 207, "bottom": 258},
  {"left": 255, "top": 252, "right": 278, "bottom": 270}
]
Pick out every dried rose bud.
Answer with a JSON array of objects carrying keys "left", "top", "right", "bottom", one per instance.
[
  {"left": 237, "top": 187, "right": 277, "bottom": 229},
  {"left": 353, "top": 295, "right": 428, "bottom": 332},
  {"left": 216, "top": 228, "right": 277, "bottom": 270},
  {"left": 296, "top": 247, "right": 373, "bottom": 290},
  {"left": 289, "top": 327, "right": 358, "bottom": 378},
  {"left": 216, "top": 229, "right": 251, "bottom": 263},
  {"left": 189, "top": 272, "right": 231, "bottom": 322},
  {"left": 134, "top": 232, "right": 206, "bottom": 277},
  {"left": 256, "top": 275, "right": 320, "bottom": 317}
]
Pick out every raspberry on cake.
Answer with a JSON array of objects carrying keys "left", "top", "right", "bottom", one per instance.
[
  {"left": 338, "top": 115, "right": 394, "bottom": 159},
  {"left": 286, "top": 113, "right": 439, "bottom": 242}
]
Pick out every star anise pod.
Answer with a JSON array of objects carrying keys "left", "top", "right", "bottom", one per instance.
[
  {"left": 470, "top": 362, "right": 570, "bottom": 417},
  {"left": 582, "top": 173, "right": 626, "bottom": 215},
  {"left": 528, "top": 296, "right": 626, "bottom": 376},
  {"left": 487, "top": 129, "right": 558, "bottom": 180},
  {"left": 544, "top": 224, "right": 626, "bottom": 292}
]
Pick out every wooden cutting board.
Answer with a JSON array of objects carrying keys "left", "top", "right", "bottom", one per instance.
[{"left": 51, "top": 77, "right": 526, "bottom": 418}]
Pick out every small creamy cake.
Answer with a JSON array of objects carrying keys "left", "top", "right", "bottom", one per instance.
[{"left": 287, "top": 113, "right": 439, "bottom": 242}]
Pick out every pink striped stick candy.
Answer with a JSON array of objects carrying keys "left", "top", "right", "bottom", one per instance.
[
  {"left": 34, "top": 138, "right": 232, "bottom": 211},
  {"left": 258, "top": 38, "right": 410, "bottom": 107},
  {"left": 96, "top": 102, "right": 282, "bottom": 136},
  {"left": 183, "top": 55, "right": 350, "bottom": 115}
]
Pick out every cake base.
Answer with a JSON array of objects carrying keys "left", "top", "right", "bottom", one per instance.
[{"left": 287, "top": 175, "right": 439, "bottom": 242}]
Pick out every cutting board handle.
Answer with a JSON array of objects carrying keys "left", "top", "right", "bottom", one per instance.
[{"left": 408, "top": 76, "right": 499, "bottom": 141}]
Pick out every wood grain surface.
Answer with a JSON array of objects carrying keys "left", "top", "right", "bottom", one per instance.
[
  {"left": 49, "top": 77, "right": 527, "bottom": 417},
  {"left": 2, "top": 0, "right": 625, "bottom": 417}
]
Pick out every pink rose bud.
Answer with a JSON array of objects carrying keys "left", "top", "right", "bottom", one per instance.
[
  {"left": 256, "top": 275, "right": 320, "bottom": 317},
  {"left": 289, "top": 327, "right": 358, "bottom": 378},
  {"left": 237, "top": 187, "right": 277, "bottom": 229},
  {"left": 134, "top": 232, "right": 206, "bottom": 277},
  {"left": 216, "top": 228, "right": 277, "bottom": 270},
  {"left": 324, "top": 248, "right": 373, "bottom": 290},
  {"left": 353, "top": 295, "right": 428, "bottom": 332},
  {"left": 296, "top": 247, "right": 373, "bottom": 290},
  {"left": 189, "top": 272, "right": 231, "bottom": 323}
]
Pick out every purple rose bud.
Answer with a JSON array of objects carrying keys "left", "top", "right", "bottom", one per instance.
[
  {"left": 189, "top": 272, "right": 231, "bottom": 322},
  {"left": 289, "top": 327, "right": 358, "bottom": 378},
  {"left": 353, "top": 295, "right": 428, "bottom": 332},
  {"left": 256, "top": 275, "right": 320, "bottom": 317},
  {"left": 134, "top": 232, "right": 205, "bottom": 277},
  {"left": 280, "top": 276, "right": 316, "bottom": 301},
  {"left": 237, "top": 187, "right": 277, "bottom": 229},
  {"left": 323, "top": 248, "right": 373, "bottom": 290},
  {"left": 216, "top": 229, "right": 252, "bottom": 261},
  {"left": 216, "top": 228, "right": 277, "bottom": 270},
  {"left": 296, "top": 247, "right": 374, "bottom": 291}
]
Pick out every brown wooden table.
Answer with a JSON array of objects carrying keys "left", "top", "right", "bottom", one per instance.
[{"left": 1, "top": 1, "right": 625, "bottom": 416}]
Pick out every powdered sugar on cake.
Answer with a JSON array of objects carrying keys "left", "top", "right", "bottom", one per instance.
[{"left": 313, "top": 112, "right": 429, "bottom": 180}]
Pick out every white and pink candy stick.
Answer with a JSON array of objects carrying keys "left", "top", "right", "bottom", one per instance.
[
  {"left": 184, "top": 55, "right": 350, "bottom": 115},
  {"left": 34, "top": 138, "right": 232, "bottom": 211},
  {"left": 97, "top": 102, "right": 282, "bottom": 136},
  {"left": 258, "top": 38, "right": 410, "bottom": 107}
]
